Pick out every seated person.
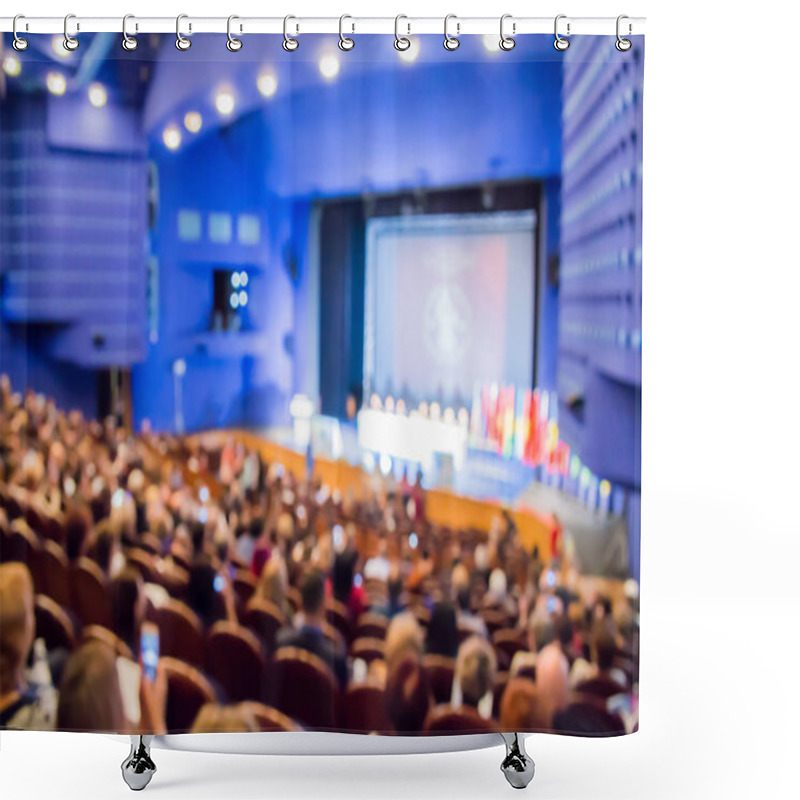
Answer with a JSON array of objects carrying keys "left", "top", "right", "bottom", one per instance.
[
  {"left": 500, "top": 678, "right": 552, "bottom": 732},
  {"left": 453, "top": 635, "right": 496, "bottom": 718},
  {"left": 0, "top": 563, "right": 56, "bottom": 730},
  {"left": 190, "top": 703, "right": 259, "bottom": 733},
  {"left": 276, "top": 570, "right": 347, "bottom": 689},
  {"left": 385, "top": 656, "right": 432, "bottom": 734}
]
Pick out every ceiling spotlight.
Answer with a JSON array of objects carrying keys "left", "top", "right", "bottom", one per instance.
[
  {"left": 51, "top": 34, "right": 71, "bottom": 58},
  {"left": 184, "top": 111, "right": 203, "bottom": 133},
  {"left": 319, "top": 54, "right": 340, "bottom": 80},
  {"left": 88, "top": 83, "right": 107, "bottom": 108},
  {"left": 163, "top": 125, "right": 182, "bottom": 151},
  {"left": 398, "top": 38, "right": 420, "bottom": 63},
  {"left": 215, "top": 88, "right": 235, "bottom": 116},
  {"left": 2, "top": 56, "right": 21, "bottom": 77},
  {"left": 257, "top": 71, "right": 278, "bottom": 98},
  {"left": 46, "top": 72, "right": 67, "bottom": 96}
]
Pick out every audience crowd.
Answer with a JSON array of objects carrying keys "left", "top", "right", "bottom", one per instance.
[{"left": 1, "top": 377, "right": 639, "bottom": 737}]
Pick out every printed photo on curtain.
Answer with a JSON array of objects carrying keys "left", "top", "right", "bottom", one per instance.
[{"left": 0, "top": 27, "right": 643, "bottom": 744}]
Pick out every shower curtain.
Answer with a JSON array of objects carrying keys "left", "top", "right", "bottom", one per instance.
[{"left": 0, "top": 28, "right": 643, "bottom": 739}]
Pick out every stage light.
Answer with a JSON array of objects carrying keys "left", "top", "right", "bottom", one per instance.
[
  {"left": 443, "top": 407, "right": 455, "bottom": 424},
  {"left": 198, "top": 507, "right": 209, "bottom": 524},
  {"left": 239, "top": 271, "right": 249, "bottom": 287},
  {"left": 2, "top": 55, "right": 21, "bottom": 77},
  {"left": 385, "top": 395, "right": 395, "bottom": 413},
  {"left": 46, "top": 72, "right": 67, "bottom": 96},
  {"left": 409, "top": 532, "right": 418, "bottom": 550},
  {"left": 163, "top": 125, "right": 181, "bottom": 151},
  {"left": 88, "top": 83, "right": 107, "bottom": 108},
  {"left": 570, "top": 455, "right": 581, "bottom": 479},
  {"left": 398, "top": 38, "right": 420, "bottom": 63},
  {"left": 184, "top": 111, "right": 203, "bottom": 133},
  {"left": 319, "top": 53, "right": 340, "bottom": 80},
  {"left": 370, "top": 393, "right": 382, "bottom": 410},
  {"left": 418, "top": 401, "right": 429, "bottom": 417},
  {"left": 482, "top": 33, "right": 501, "bottom": 53},
  {"left": 599, "top": 480, "right": 611, "bottom": 498},
  {"left": 363, "top": 452, "right": 376, "bottom": 473},
  {"left": 257, "top": 70, "right": 278, "bottom": 98},
  {"left": 457, "top": 408, "right": 469, "bottom": 427},
  {"left": 379, "top": 453, "right": 393, "bottom": 476},
  {"left": 396, "top": 399, "right": 407, "bottom": 415},
  {"left": 199, "top": 486, "right": 210, "bottom": 503},
  {"left": 231, "top": 272, "right": 241, "bottom": 289},
  {"left": 52, "top": 34, "right": 71, "bottom": 57},
  {"left": 230, "top": 292, "right": 240, "bottom": 309},
  {"left": 430, "top": 402, "right": 441, "bottom": 421},
  {"left": 238, "top": 290, "right": 248, "bottom": 307},
  {"left": 215, "top": 88, "right": 235, "bottom": 116}
]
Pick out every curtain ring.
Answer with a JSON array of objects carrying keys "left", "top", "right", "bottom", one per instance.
[
  {"left": 227, "top": 15, "right": 243, "bottom": 51},
  {"left": 175, "top": 14, "right": 191, "bottom": 50},
  {"left": 443, "top": 14, "right": 460, "bottom": 51},
  {"left": 554, "top": 15, "right": 570, "bottom": 51},
  {"left": 12, "top": 15, "right": 29, "bottom": 52},
  {"left": 499, "top": 14, "right": 515, "bottom": 51},
  {"left": 339, "top": 14, "right": 355, "bottom": 51},
  {"left": 63, "top": 13, "right": 79, "bottom": 51},
  {"left": 283, "top": 15, "right": 299, "bottom": 51},
  {"left": 616, "top": 15, "right": 632, "bottom": 51},
  {"left": 394, "top": 15, "right": 411, "bottom": 51},
  {"left": 122, "top": 15, "right": 138, "bottom": 51}
]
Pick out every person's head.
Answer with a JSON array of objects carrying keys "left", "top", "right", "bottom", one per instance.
[
  {"left": 258, "top": 556, "right": 288, "bottom": 614},
  {"left": 500, "top": 678, "right": 551, "bottom": 731},
  {"left": 455, "top": 635, "right": 497, "bottom": 708},
  {"left": 557, "top": 615, "right": 574, "bottom": 650},
  {"left": 592, "top": 627, "right": 617, "bottom": 672},
  {"left": 332, "top": 550, "right": 356, "bottom": 604},
  {"left": 451, "top": 563, "right": 469, "bottom": 593},
  {"left": 64, "top": 502, "right": 92, "bottom": 561},
  {"left": 535, "top": 643, "right": 570, "bottom": 718},
  {"left": 187, "top": 555, "right": 220, "bottom": 627},
  {"left": 190, "top": 703, "right": 259, "bottom": 733},
  {"left": 456, "top": 584, "right": 471, "bottom": 613},
  {"left": 528, "top": 610, "right": 556, "bottom": 653},
  {"left": 111, "top": 567, "right": 145, "bottom": 648},
  {"left": 385, "top": 656, "right": 432, "bottom": 733},
  {"left": 385, "top": 612, "right": 423, "bottom": 671},
  {"left": 488, "top": 568, "right": 507, "bottom": 601},
  {"left": 0, "top": 563, "right": 35, "bottom": 694},
  {"left": 300, "top": 570, "right": 326, "bottom": 624},
  {"left": 94, "top": 521, "right": 121, "bottom": 575},
  {"left": 57, "top": 640, "right": 127, "bottom": 731},
  {"left": 425, "top": 601, "right": 459, "bottom": 658}
]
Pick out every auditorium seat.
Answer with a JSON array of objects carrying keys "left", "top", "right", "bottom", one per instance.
[
  {"left": 356, "top": 612, "right": 388, "bottom": 640},
  {"left": 242, "top": 597, "right": 285, "bottom": 655},
  {"left": 492, "top": 628, "right": 527, "bottom": 671},
  {"left": 350, "top": 637, "right": 385, "bottom": 665},
  {"left": 412, "top": 604, "right": 431, "bottom": 629},
  {"left": 160, "top": 562, "right": 190, "bottom": 600},
  {"left": 480, "top": 608, "right": 510, "bottom": 636},
  {"left": 423, "top": 704, "right": 498, "bottom": 735},
  {"left": 232, "top": 569, "right": 258, "bottom": 616},
  {"left": 82, "top": 625, "right": 133, "bottom": 660},
  {"left": 322, "top": 621, "right": 347, "bottom": 653},
  {"left": 34, "top": 594, "right": 76, "bottom": 652},
  {"left": 126, "top": 548, "right": 160, "bottom": 585},
  {"left": 137, "top": 534, "right": 162, "bottom": 557},
  {"left": 40, "top": 539, "right": 71, "bottom": 608},
  {"left": 286, "top": 586, "right": 303, "bottom": 615},
  {"left": 493, "top": 670, "right": 509, "bottom": 719},
  {"left": 161, "top": 656, "right": 217, "bottom": 733},
  {"left": 325, "top": 598, "right": 352, "bottom": 644},
  {"left": 574, "top": 675, "right": 628, "bottom": 700},
  {"left": 205, "top": 622, "right": 268, "bottom": 704},
  {"left": 552, "top": 700, "right": 626, "bottom": 736},
  {"left": 238, "top": 702, "right": 302, "bottom": 732},
  {"left": 342, "top": 681, "right": 391, "bottom": 734},
  {"left": 422, "top": 654, "right": 456, "bottom": 705},
  {"left": 70, "top": 557, "right": 112, "bottom": 628},
  {"left": 156, "top": 598, "right": 205, "bottom": 667},
  {"left": 2, "top": 519, "right": 43, "bottom": 589},
  {"left": 273, "top": 646, "right": 340, "bottom": 729}
]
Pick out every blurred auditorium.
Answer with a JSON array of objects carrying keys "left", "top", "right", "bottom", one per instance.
[{"left": 0, "top": 33, "right": 642, "bottom": 737}]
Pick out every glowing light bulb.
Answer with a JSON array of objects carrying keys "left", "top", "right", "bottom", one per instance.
[
  {"left": 215, "top": 88, "right": 235, "bottom": 116},
  {"left": 163, "top": 125, "right": 181, "bottom": 151},
  {"left": 88, "top": 83, "right": 107, "bottom": 108},
  {"left": 2, "top": 55, "right": 21, "bottom": 77},
  {"left": 184, "top": 111, "right": 203, "bottom": 133},
  {"left": 319, "top": 54, "right": 340, "bottom": 80},
  {"left": 46, "top": 72, "right": 67, "bottom": 96},
  {"left": 257, "top": 71, "right": 278, "bottom": 98},
  {"left": 398, "top": 38, "right": 420, "bottom": 63}
]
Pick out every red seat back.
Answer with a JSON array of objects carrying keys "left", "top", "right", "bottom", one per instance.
[
  {"left": 242, "top": 597, "right": 285, "bottom": 655},
  {"left": 70, "top": 557, "right": 111, "bottom": 628},
  {"left": 162, "top": 656, "right": 217, "bottom": 733},
  {"left": 273, "top": 646, "right": 340, "bottom": 729},
  {"left": 423, "top": 704, "right": 499, "bottom": 734},
  {"left": 205, "top": 622, "right": 268, "bottom": 703},
  {"left": 238, "top": 702, "right": 302, "bottom": 732},
  {"left": 422, "top": 654, "right": 456, "bottom": 705},
  {"left": 41, "top": 539, "right": 71, "bottom": 608},
  {"left": 342, "top": 682, "right": 391, "bottom": 734},
  {"left": 156, "top": 598, "right": 205, "bottom": 667},
  {"left": 34, "top": 594, "right": 76, "bottom": 652}
]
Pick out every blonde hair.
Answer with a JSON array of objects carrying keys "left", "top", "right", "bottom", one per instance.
[
  {"left": 456, "top": 635, "right": 497, "bottom": 708},
  {"left": 190, "top": 703, "right": 259, "bottom": 734},
  {"left": 385, "top": 612, "right": 423, "bottom": 671},
  {"left": 0, "top": 563, "right": 35, "bottom": 694},
  {"left": 257, "top": 556, "right": 288, "bottom": 616}
]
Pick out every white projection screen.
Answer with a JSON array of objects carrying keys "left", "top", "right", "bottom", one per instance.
[{"left": 364, "top": 210, "right": 536, "bottom": 406}]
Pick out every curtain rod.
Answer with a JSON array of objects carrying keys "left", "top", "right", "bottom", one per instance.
[{"left": 1, "top": 16, "right": 645, "bottom": 36}]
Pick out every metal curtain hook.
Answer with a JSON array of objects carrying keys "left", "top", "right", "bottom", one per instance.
[
  {"left": 176, "top": 14, "right": 192, "bottom": 50},
  {"left": 554, "top": 15, "right": 570, "bottom": 51},
  {"left": 122, "top": 15, "right": 138, "bottom": 51},
  {"left": 444, "top": 14, "right": 460, "bottom": 51},
  {"left": 394, "top": 15, "right": 411, "bottom": 51},
  {"left": 227, "top": 15, "right": 243, "bottom": 51},
  {"left": 339, "top": 14, "right": 355, "bottom": 51},
  {"left": 283, "top": 15, "right": 299, "bottom": 51},
  {"left": 64, "top": 13, "right": 79, "bottom": 51},
  {"left": 12, "top": 15, "right": 29, "bottom": 51},
  {"left": 616, "top": 14, "right": 632, "bottom": 51},
  {"left": 499, "top": 14, "right": 515, "bottom": 51}
]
